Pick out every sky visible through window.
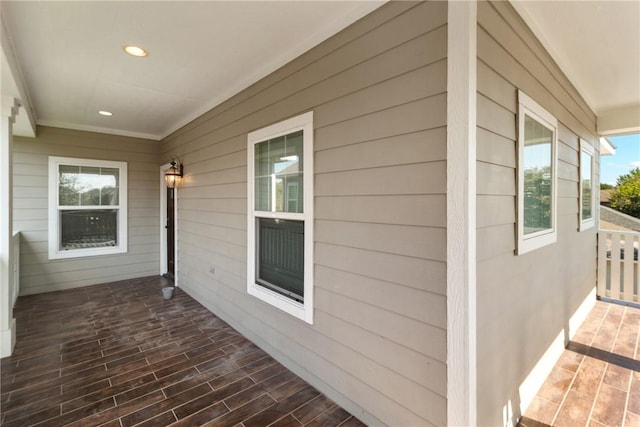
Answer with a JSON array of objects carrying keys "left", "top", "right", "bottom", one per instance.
[{"left": 601, "top": 133, "right": 640, "bottom": 185}]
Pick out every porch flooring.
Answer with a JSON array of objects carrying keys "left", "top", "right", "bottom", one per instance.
[
  {"left": 519, "top": 299, "right": 640, "bottom": 427},
  {"left": 0, "top": 276, "right": 366, "bottom": 427}
]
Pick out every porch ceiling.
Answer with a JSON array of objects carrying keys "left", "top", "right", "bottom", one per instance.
[
  {"left": 0, "top": 1, "right": 383, "bottom": 140},
  {"left": 511, "top": 0, "right": 640, "bottom": 136},
  {"left": 1, "top": 1, "right": 639, "bottom": 140}
]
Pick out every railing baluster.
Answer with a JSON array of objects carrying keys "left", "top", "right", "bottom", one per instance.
[
  {"left": 610, "top": 234, "right": 621, "bottom": 299},
  {"left": 623, "top": 234, "right": 634, "bottom": 301},
  {"left": 598, "top": 230, "right": 640, "bottom": 304},
  {"left": 597, "top": 231, "right": 609, "bottom": 298},
  {"left": 634, "top": 234, "right": 639, "bottom": 303}
]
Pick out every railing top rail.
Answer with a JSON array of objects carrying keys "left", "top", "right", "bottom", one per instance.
[{"left": 598, "top": 229, "right": 640, "bottom": 237}]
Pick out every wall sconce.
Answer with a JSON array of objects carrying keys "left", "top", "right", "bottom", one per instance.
[{"left": 165, "top": 159, "right": 183, "bottom": 189}]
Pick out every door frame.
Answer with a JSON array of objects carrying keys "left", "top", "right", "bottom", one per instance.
[{"left": 160, "top": 163, "right": 179, "bottom": 286}]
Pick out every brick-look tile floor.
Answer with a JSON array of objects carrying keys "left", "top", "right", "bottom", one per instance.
[
  {"left": 519, "top": 300, "right": 640, "bottom": 427},
  {"left": 0, "top": 276, "right": 366, "bottom": 427}
]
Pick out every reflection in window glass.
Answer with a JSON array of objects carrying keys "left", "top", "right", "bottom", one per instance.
[
  {"left": 254, "top": 130, "right": 303, "bottom": 213},
  {"left": 60, "top": 209, "right": 118, "bottom": 250},
  {"left": 581, "top": 151, "right": 592, "bottom": 220},
  {"left": 523, "top": 115, "right": 553, "bottom": 235},
  {"left": 257, "top": 218, "right": 304, "bottom": 301},
  {"left": 59, "top": 166, "right": 119, "bottom": 206}
]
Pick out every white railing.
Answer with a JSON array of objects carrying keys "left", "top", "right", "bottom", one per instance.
[
  {"left": 598, "top": 230, "right": 639, "bottom": 304},
  {"left": 10, "top": 232, "right": 20, "bottom": 305}
]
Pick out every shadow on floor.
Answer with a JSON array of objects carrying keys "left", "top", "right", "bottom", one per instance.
[
  {"left": 518, "top": 416, "right": 552, "bottom": 427},
  {"left": 567, "top": 340, "right": 640, "bottom": 372}
]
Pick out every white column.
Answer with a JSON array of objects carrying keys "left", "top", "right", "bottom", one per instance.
[
  {"left": 1, "top": 96, "right": 18, "bottom": 357},
  {"left": 446, "top": 1, "right": 477, "bottom": 426}
]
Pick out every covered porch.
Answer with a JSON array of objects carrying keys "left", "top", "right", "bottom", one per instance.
[
  {"left": 517, "top": 228, "right": 640, "bottom": 426},
  {"left": 519, "top": 299, "right": 640, "bottom": 427},
  {"left": 0, "top": 276, "right": 364, "bottom": 427}
]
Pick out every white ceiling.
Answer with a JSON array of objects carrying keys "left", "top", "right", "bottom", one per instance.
[
  {"left": 2, "top": 1, "right": 639, "bottom": 140},
  {"left": 1, "top": 1, "right": 384, "bottom": 140}
]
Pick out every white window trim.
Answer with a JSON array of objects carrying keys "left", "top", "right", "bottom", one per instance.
[
  {"left": 516, "top": 91, "right": 558, "bottom": 255},
  {"left": 247, "top": 112, "right": 314, "bottom": 324},
  {"left": 48, "top": 156, "right": 128, "bottom": 260},
  {"left": 579, "top": 139, "right": 596, "bottom": 231}
]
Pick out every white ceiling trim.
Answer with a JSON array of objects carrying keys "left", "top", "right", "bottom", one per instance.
[
  {"left": 599, "top": 137, "right": 616, "bottom": 156},
  {"left": 597, "top": 105, "right": 640, "bottom": 136}
]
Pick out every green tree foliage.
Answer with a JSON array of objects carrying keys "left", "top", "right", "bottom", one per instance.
[
  {"left": 523, "top": 166, "right": 552, "bottom": 233},
  {"left": 600, "top": 183, "right": 614, "bottom": 190},
  {"left": 609, "top": 168, "right": 640, "bottom": 218}
]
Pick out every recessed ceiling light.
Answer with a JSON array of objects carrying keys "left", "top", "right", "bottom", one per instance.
[
  {"left": 123, "top": 45, "right": 148, "bottom": 57},
  {"left": 98, "top": 110, "right": 113, "bottom": 116}
]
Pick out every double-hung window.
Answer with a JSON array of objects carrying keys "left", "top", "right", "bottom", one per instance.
[
  {"left": 579, "top": 139, "right": 596, "bottom": 231},
  {"left": 247, "top": 112, "right": 314, "bottom": 324},
  {"left": 517, "top": 91, "right": 558, "bottom": 254},
  {"left": 48, "top": 157, "right": 128, "bottom": 259}
]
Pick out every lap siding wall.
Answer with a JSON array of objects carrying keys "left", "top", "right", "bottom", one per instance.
[
  {"left": 162, "top": 2, "right": 448, "bottom": 425},
  {"left": 13, "top": 126, "right": 161, "bottom": 295},
  {"left": 476, "top": 2, "right": 599, "bottom": 425}
]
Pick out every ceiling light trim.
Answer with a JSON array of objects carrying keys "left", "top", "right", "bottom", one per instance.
[{"left": 123, "top": 45, "right": 148, "bottom": 57}]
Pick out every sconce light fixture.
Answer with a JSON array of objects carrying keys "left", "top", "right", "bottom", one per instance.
[{"left": 165, "top": 159, "right": 183, "bottom": 189}]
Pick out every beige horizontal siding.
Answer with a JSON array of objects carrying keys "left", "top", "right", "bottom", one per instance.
[
  {"left": 316, "top": 161, "right": 446, "bottom": 197},
  {"left": 476, "top": 2, "right": 599, "bottom": 426},
  {"left": 162, "top": 2, "right": 448, "bottom": 425},
  {"left": 164, "top": 1, "right": 445, "bottom": 150},
  {"left": 13, "top": 126, "right": 161, "bottom": 295},
  {"left": 481, "top": 1, "right": 596, "bottom": 128},
  {"left": 316, "top": 127, "right": 447, "bottom": 173},
  {"left": 316, "top": 220, "right": 446, "bottom": 262},
  {"left": 478, "top": 28, "right": 595, "bottom": 138},
  {"left": 316, "top": 194, "right": 446, "bottom": 227},
  {"left": 477, "top": 195, "right": 516, "bottom": 229},
  {"left": 477, "top": 127, "right": 516, "bottom": 168}
]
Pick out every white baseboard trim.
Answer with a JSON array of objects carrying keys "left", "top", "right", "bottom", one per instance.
[
  {"left": 0, "top": 317, "right": 16, "bottom": 358},
  {"left": 518, "top": 287, "right": 596, "bottom": 416}
]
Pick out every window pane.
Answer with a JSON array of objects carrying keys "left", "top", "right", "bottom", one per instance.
[
  {"left": 523, "top": 115, "right": 553, "bottom": 235},
  {"left": 100, "top": 168, "right": 119, "bottom": 205},
  {"left": 256, "top": 218, "right": 304, "bottom": 301},
  {"left": 285, "top": 177, "right": 302, "bottom": 213},
  {"left": 59, "top": 165, "right": 80, "bottom": 205},
  {"left": 59, "top": 165, "right": 119, "bottom": 206},
  {"left": 60, "top": 209, "right": 118, "bottom": 250},
  {"left": 581, "top": 151, "right": 592, "bottom": 220},
  {"left": 254, "top": 130, "right": 303, "bottom": 213},
  {"left": 255, "top": 177, "right": 271, "bottom": 211},
  {"left": 255, "top": 139, "right": 271, "bottom": 177}
]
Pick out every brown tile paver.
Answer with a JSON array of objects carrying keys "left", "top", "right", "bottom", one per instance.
[
  {"left": 519, "top": 300, "right": 640, "bottom": 427},
  {"left": 0, "top": 276, "right": 366, "bottom": 426}
]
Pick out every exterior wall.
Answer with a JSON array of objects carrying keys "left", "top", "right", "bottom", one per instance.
[
  {"left": 162, "top": 2, "right": 448, "bottom": 425},
  {"left": 476, "top": 2, "right": 599, "bottom": 425},
  {"left": 13, "top": 126, "right": 160, "bottom": 295}
]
